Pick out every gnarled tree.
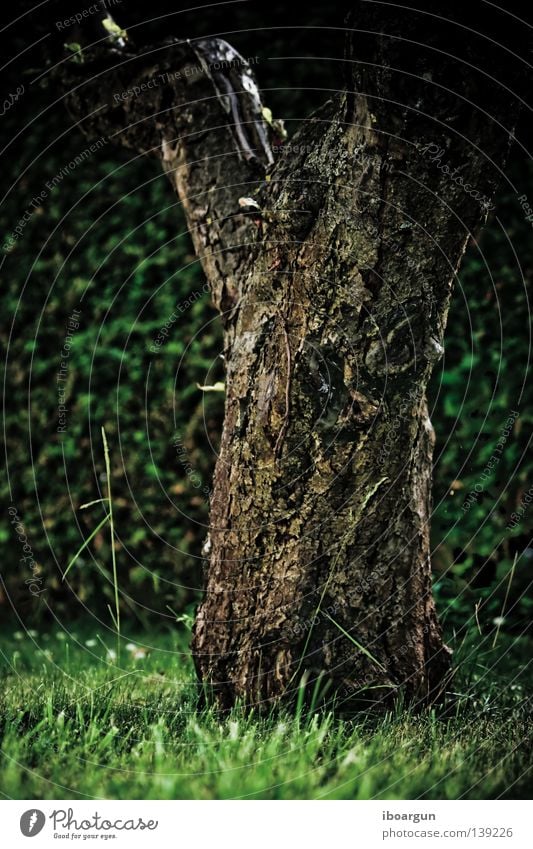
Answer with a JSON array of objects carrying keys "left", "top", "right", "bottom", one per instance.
[{"left": 57, "top": 1, "right": 523, "bottom": 708}]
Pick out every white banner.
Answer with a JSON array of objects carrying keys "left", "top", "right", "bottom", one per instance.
[{"left": 1, "top": 800, "right": 530, "bottom": 848}]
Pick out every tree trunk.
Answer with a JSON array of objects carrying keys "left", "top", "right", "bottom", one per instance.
[
  {"left": 192, "top": 100, "right": 460, "bottom": 709},
  {"left": 191, "top": 11, "right": 518, "bottom": 709},
  {"left": 59, "top": 2, "right": 521, "bottom": 710}
]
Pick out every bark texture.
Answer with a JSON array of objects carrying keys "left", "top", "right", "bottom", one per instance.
[
  {"left": 59, "top": 3, "right": 521, "bottom": 710},
  {"left": 193, "top": 102, "right": 462, "bottom": 708}
]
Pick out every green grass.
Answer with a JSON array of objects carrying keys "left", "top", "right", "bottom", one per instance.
[{"left": 0, "top": 624, "right": 531, "bottom": 800}]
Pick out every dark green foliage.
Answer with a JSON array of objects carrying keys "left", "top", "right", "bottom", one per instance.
[
  {"left": 429, "top": 161, "right": 533, "bottom": 634},
  {"left": 1, "top": 92, "right": 223, "bottom": 623}
]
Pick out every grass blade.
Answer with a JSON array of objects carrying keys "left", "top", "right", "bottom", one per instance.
[
  {"left": 107, "top": 603, "right": 119, "bottom": 632},
  {"left": 63, "top": 513, "right": 110, "bottom": 580},
  {"left": 79, "top": 498, "right": 109, "bottom": 510},
  {"left": 102, "top": 426, "right": 120, "bottom": 655},
  {"left": 323, "top": 611, "right": 386, "bottom": 672}
]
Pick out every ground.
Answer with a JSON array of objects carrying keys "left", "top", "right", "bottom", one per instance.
[{"left": 0, "top": 623, "right": 531, "bottom": 799}]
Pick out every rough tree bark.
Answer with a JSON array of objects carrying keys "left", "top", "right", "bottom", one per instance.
[{"left": 60, "top": 2, "right": 520, "bottom": 709}]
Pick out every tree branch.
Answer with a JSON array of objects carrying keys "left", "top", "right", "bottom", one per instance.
[{"left": 57, "top": 33, "right": 276, "bottom": 318}]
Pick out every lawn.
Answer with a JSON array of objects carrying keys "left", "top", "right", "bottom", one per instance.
[{"left": 0, "top": 623, "right": 531, "bottom": 800}]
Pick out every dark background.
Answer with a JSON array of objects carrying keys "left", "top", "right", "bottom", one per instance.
[{"left": 1, "top": 1, "right": 531, "bottom": 641}]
